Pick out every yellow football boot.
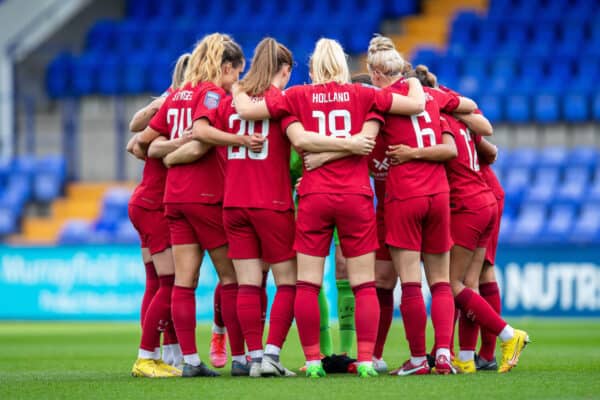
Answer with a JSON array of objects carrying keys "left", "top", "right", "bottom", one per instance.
[
  {"left": 499, "top": 329, "right": 530, "bottom": 373},
  {"left": 453, "top": 358, "right": 476, "bottom": 374},
  {"left": 131, "top": 358, "right": 179, "bottom": 378}
]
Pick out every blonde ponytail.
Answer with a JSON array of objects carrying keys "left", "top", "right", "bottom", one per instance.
[
  {"left": 309, "top": 38, "right": 350, "bottom": 85},
  {"left": 367, "top": 34, "right": 405, "bottom": 77},
  {"left": 183, "top": 33, "right": 244, "bottom": 87},
  {"left": 171, "top": 53, "right": 190, "bottom": 90}
]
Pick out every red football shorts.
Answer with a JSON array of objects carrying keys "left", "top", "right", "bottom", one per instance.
[
  {"left": 375, "top": 205, "right": 391, "bottom": 261},
  {"left": 451, "top": 201, "right": 498, "bottom": 252},
  {"left": 484, "top": 196, "right": 504, "bottom": 265},
  {"left": 385, "top": 192, "right": 452, "bottom": 254},
  {"left": 128, "top": 204, "right": 171, "bottom": 255},
  {"left": 164, "top": 203, "right": 227, "bottom": 250},
  {"left": 295, "top": 193, "right": 378, "bottom": 258},
  {"left": 223, "top": 207, "right": 296, "bottom": 264}
]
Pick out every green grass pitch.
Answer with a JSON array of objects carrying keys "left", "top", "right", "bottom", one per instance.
[{"left": 1, "top": 319, "right": 599, "bottom": 400}]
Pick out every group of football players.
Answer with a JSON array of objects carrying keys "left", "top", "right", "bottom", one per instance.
[{"left": 126, "top": 32, "right": 529, "bottom": 379}]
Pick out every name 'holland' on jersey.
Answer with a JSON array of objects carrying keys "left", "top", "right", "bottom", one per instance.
[{"left": 312, "top": 92, "right": 350, "bottom": 104}]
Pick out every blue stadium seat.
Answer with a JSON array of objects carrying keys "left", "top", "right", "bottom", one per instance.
[
  {"left": 503, "top": 166, "right": 531, "bottom": 205},
  {"left": 478, "top": 94, "right": 503, "bottom": 122},
  {"left": 85, "top": 20, "right": 116, "bottom": 52},
  {"left": 0, "top": 206, "right": 18, "bottom": 236},
  {"left": 523, "top": 167, "right": 560, "bottom": 207},
  {"left": 58, "top": 220, "right": 93, "bottom": 245},
  {"left": 555, "top": 166, "right": 590, "bottom": 207},
  {"left": 542, "top": 204, "right": 576, "bottom": 243},
  {"left": 563, "top": 93, "right": 589, "bottom": 122},
  {"left": 114, "top": 219, "right": 140, "bottom": 245},
  {"left": 46, "top": 52, "right": 73, "bottom": 98},
  {"left": 506, "top": 147, "right": 538, "bottom": 168},
  {"left": 72, "top": 53, "right": 99, "bottom": 95},
  {"left": 97, "top": 188, "right": 131, "bottom": 232},
  {"left": 568, "top": 147, "right": 598, "bottom": 171},
  {"left": 538, "top": 147, "right": 567, "bottom": 169},
  {"left": 504, "top": 94, "right": 530, "bottom": 122},
  {"left": 97, "top": 54, "right": 121, "bottom": 95},
  {"left": 510, "top": 204, "right": 547, "bottom": 244},
  {"left": 534, "top": 94, "right": 560, "bottom": 123},
  {"left": 593, "top": 92, "right": 600, "bottom": 120},
  {"left": 33, "top": 155, "right": 66, "bottom": 203},
  {"left": 570, "top": 203, "right": 600, "bottom": 243}
]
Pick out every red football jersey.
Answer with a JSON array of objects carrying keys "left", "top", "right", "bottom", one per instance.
[
  {"left": 150, "top": 82, "right": 227, "bottom": 204},
  {"left": 129, "top": 157, "right": 167, "bottom": 210},
  {"left": 381, "top": 81, "right": 450, "bottom": 202},
  {"left": 203, "top": 86, "right": 294, "bottom": 211},
  {"left": 471, "top": 114, "right": 505, "bottom": 201},
  {"left": 368, "top": 135, "right": 389, "bottom": 210},
  {"left": 426, "top": 86, "right": 460, "bottom": 113},
  {"left": 443, "top": 114, "right": 496, "bottom": 210},
  {"left": 265, "top": 82, "right": 391, "bottom": 197}
]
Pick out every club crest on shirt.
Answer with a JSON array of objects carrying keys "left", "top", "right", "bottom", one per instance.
[{"left": 204, "top": 91, "right": 221, "bottom": 109}]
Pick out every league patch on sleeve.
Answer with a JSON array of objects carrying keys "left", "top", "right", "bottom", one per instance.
[{"left": 204, "top": 91, "right": 221, "bottom": 109}]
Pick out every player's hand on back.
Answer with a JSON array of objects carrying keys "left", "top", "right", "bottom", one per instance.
[
  {"left": 386, "top": 144, "right": 416, "bottom": 165},
  {"left": 244, "top": 133, "right": 266, "bottom": 153},
  {"left": 303, "top": 152, "right": 327, "bottom": 171},
  {"left": 348, "top": 133, "right": 376, "bottom": 155}
]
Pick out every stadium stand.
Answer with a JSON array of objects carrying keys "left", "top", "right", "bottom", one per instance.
[{"left": 5, "top": 0, "right": 597, "bottom": 246}]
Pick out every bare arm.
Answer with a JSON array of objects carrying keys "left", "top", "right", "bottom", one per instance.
[
  {"left": 231, "top": 84, "right": 271, "bottom": 120},
  {"left": 163, "top": 141, "right": 211, "bottom": 168},
  {"left": 303, "top": 151, "right": 353, "bottom": 171},
  {"left": 386, "top": 133, "right": 457, "bottom": 165},
  {"left": 476, "top": 137, "right": 498, "bottom": 164},
  {"left": 126, "top": 134, "right": 146, "bottom": 160},
  {"left": 286, "top": 121, "right": 378, "bottom": 155},
  {"left": 126, "top": 134, "right": 137, "bottom": 154},
  {"left": 192, "top": 118, "right": 265, "bottom": 152},
  {"left": 148, "top": 135, "right": 193, "bottom": 159},
  {"left": 454, "top": 96, "right": 478, "bottom": 113},
  {"left": 388, "top": 77, "right": 426, "bottom": 115},
  {"left": 129, "top": 97, "right": 165, "bottom": 132},
  {"left": 301, "top": 120, "right": 382, "bottom": 170},
  {"left": 137, "top": 126, "right": 162, "bottom": 148},
  {"left": 455, "top": 112, "right": 493, "bottom": 136}
]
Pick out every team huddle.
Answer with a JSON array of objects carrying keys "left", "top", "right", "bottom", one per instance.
[{"left": 126, "top": 32, "right": 530, "bottom": 379}]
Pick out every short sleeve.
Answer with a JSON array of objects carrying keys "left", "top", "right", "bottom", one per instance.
[
  {"left": 148, "top": 100, "right": 169, "bottom": 135},
  {"left": 193, "top": 88, "right": 224, "bottom": 121},
  {"left": 440, "top": 115, "right": 454, "bottom": 137},
  {"left": 266, "top": 87, "right": 294, "bottom": 119},
  {"left": 365, "top": 111, "right": 385, "bottom": 125},
  {"left": 362, "top": 86, "right": 393, "bottom": 113},
  {"left": 433, "top": 89, "right": 460, "bottom": 113},
  {"left": 280, "top": 115, "right": 299, "bottom": 132}
]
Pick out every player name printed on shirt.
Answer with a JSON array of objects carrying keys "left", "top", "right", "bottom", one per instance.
[
  {"left": 172, "top": 90, "right": 193, "bottom": 101},
  {"left": 312, "top": 91, "right": 350, "bottom": 103}
]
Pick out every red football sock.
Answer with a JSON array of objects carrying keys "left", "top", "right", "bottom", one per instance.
[
  {"left": 266, "top": 284, "right": 295, "bottom": 348},
  {"left": 171, "top": 285, "right": 197, "bottom": 355},
  {"left": 261, "top": 271, "right": 268, "bottom": 338},
  {"left": 141, "top": 262, "right": 159, "bottom": 327},
  {"left": 455, "top": 287, "right": 506, "bottom": 336},
  {"left": 163, "top": 324, "right": 178, "bottom": 345},
  {"left": 374, "top": 287, "right": 394, "bottom": 359},
  {"left": 353, "top": 281, "right": 380, "bottom": 363},
  {"left": 220, "top": 283, "right": 245, "bottom": 356},
  {"left": 400, "top": 282, "right": 427, "bottom": 357},
  {"left": 479, "top": 282, "right": 501, "bottom": 360},
  {"left": 458, "top": 308, "right": 479, "bottom": 351},
  {"left": 294, "top": 281, "right": 321, "bottom": 362},
  {"left": 430, "top": 282, "right": 454, "bottom": 352},
  {"left": 236, "top": 284, "right": 264, "bottom": 352},
  {"left": 213, "top": 283, "right": 224, "bottom": 328},
  {"left": 140, "top": 275, "right": 175, "bottom": 352}
]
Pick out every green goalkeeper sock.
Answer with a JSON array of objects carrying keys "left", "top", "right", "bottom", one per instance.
[
  {"left": 336, "top": 279, "right": 355, "bottom": 355},
  {"left": 318, "top": 287, "right": 333, "bottom": 357}
]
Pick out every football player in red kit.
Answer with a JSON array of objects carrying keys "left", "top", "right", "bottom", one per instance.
[
  {"left": 441, "top": 109, "right": 529, "bottom": 374},
  {"left": 233, "top": 38, "right": 426, "bottom": 378},
  {"left": 127, "top": 53, "right": 190, "bottom": 378},
  {"left": 137, "top": 33, "right": 249, "bottom": 378},
  {"left": 366, "top": 37, "right": 467, "bottom": 376},
  {"left": 474, "top": 134, "right": 504, "bottom": 371}
]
